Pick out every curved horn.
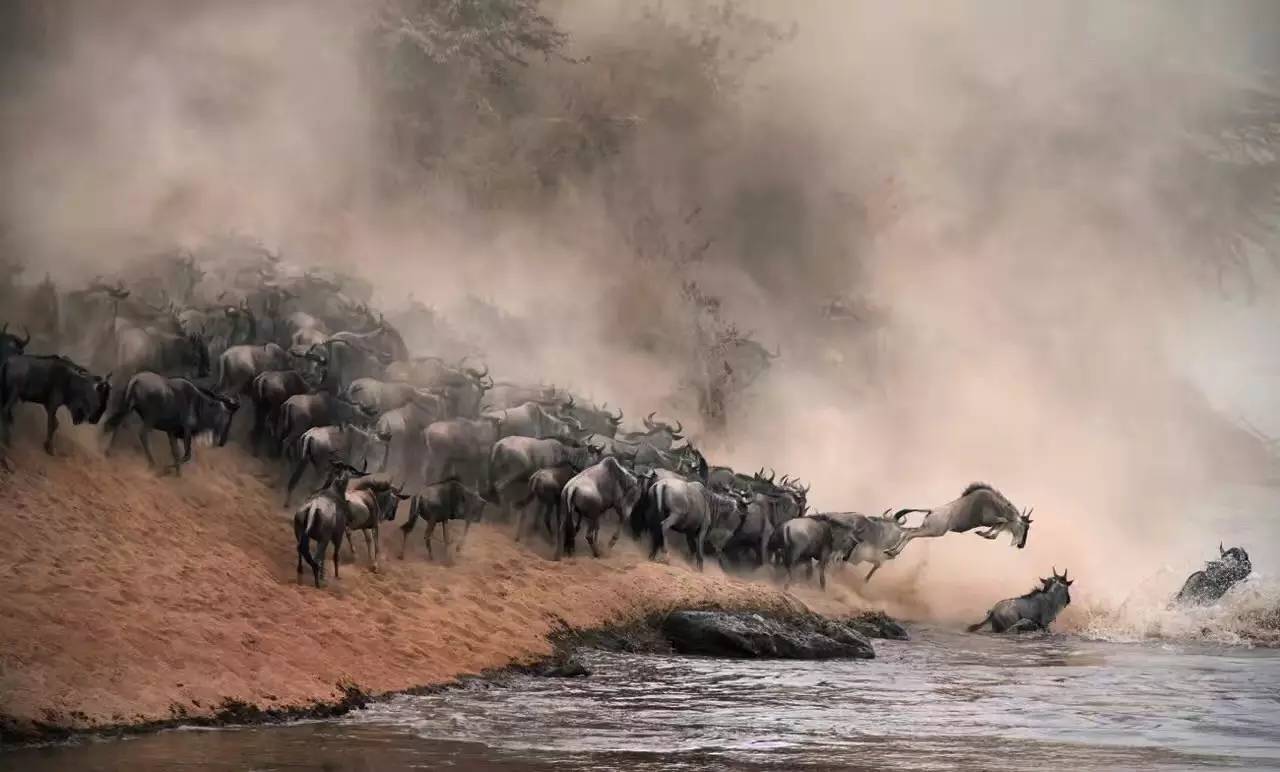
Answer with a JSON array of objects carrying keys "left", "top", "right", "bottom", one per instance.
[
  {"left": 645, "top": 412, "right": 656, "bottom": 430},
  {"left": 780, "top": 474, "right": 791, "bottom": 486},
  {"left": 1219, "top": 542, "right": 1226, "bottom": 556},
  {"left": 1052, "top": 565, "right": 1059, "bottom": 579},
  {"left": 17, "top": 326, "right": 30, "bottom": 347},
  {"left": 609, "top": 406, "right": 623, "bottom": 423},
  {"left": 1, "top": 321, "right": 7, "bottom": 335},
  {"left": 767, "top": 468, "right": 776, "bottom": 484},
  {"left": 671, "top": 418, "right": 683, "bottom": 434}
]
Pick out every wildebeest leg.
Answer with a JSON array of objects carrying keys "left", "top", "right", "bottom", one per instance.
[
  {"left": 1006, "top": 619, "right": 1042, "bottom": 634},
  {"left": 818, "top": 549, "right": 831, "bottom": 590},
  {"left": 513, "top": 498, "right": 530, "bottom": 542},
  {"left": 441, "top": 519, "right": 452, "bottom": 564},
  {"left": 865, "top": 562, "right": 883, "bottom": 582},
  {"left": 398, "top": 502, "right": 419, "bottom": 560},
  {"left": 167, "top": 434, "right": 183, "bottom": 476},
  {"left": 365, "top": 526, "right": 379, "bottom": 572},
  {"left": 685, "top": 532, "right": 703, "bottom": 572},
  {"left": 313, "top": 534, "right": 331, "bottom": 587},
  {"left": 607, "top": 507, "right": 625, "bottom": 550},
  {"left": 423, "top": 518, "right": 437, "bottom": 560},
  {"left": 283, "top": 455, "right": 308, "bottom": 507},
  {"left": 331, "top": 532, "right": 342, "bottom": 581},
  {"left": 42, "top": 405, "right": 59, "bottom": 455},
  {"left": 137, "top": 424, "right": 158, "bottom": 468},
  {"left": 976, "top": 529, "right": 1000, "bottom": 540},
  {"left": 456, "top": 520, "right": 472, "bottom": 556},
  {"left": 585, "top": 515, "right": 601, "bottom": 558}
]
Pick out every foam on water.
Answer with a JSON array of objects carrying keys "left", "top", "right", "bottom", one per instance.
[{"left": 1070, "top": 572, "right": 1280, "bottom": 647}]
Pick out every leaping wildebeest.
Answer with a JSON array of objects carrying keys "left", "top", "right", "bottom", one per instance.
[
  {"left": 888, "top": 482, "right": 1033, "bottom": 556},
  {"left": 557, "top": 457, "right": 643, "bottom": 560},
  {"left": 102, "top": 371, "right": 239, "bottom": 474},
  {"left": 0, "top": 354, "right": 111, "bottom": 454},
  {"left": 825, "top": 509, "right": 927, "bottom": 582},
  {"left": 968, "top": 569, "right": 1073, "bottom": 633}
]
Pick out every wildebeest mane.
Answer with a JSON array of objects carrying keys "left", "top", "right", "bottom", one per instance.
[{"left": 962, "top": 481, "right": 995, "bottom": 496}]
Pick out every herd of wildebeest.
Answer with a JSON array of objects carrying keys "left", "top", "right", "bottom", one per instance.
[{"left": 0, "top": 250, "right": 1256, "bottom": 634}]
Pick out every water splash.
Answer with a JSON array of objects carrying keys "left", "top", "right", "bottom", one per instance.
[{"left": 1069, "top": 570, "right": 1280, "bottom": 647}]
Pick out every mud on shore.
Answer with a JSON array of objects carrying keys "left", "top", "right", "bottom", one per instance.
[{"left": 0, "top": 437, "right": 887, "bottom": 744}]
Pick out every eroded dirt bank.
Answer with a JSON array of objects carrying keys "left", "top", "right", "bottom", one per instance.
[{"left": 0, "top": 434, "right": 858, "bottom": 739}]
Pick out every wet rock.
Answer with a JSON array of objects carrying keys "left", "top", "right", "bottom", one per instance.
[
  {"left": 844, "top": 611, "right": 910, "bottom": 641},
  {"left": 661, "top": 611, "right": 875, "bottom": 660},
  {"left": 522, "top": 652, "right": 591, "bottom": 678}
]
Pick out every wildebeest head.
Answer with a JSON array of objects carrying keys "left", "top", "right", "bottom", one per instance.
[
  {"left": 196, "top": 388, "right": 240, "bottom": 446},
  {"left": 68, "top": 368, "right": 112, "bottom": 425},
  {"left": 1040, "top": 567, "right": 1073, "bottom": 606},
  {"left": 381, "top": 480, "right": 412, "bottom": 521},
  {"left": 0, "top": 322, "right": 31, "bottom": 360},
  {"left": 1013, "top": 507, "right": 1034, "bottom": 549},
  {"left": 1214, "top": 543, "right": 1252, "bottom": 582}
]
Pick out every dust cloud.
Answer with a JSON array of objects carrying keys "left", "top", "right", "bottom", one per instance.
[{"left": 3, "top": 1, "right": 1280, "bottom": 632}]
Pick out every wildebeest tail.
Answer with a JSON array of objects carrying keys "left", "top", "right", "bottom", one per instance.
[
  {"left": 297, "top": 504, "right": 320, "bottom": 573},
  {"left": 628, "top": 484, "right": 652, "bottom": 539},
  {"left": 400, "top": 495, "right": 422, "bottom": 533},
  {"left": 966, "top": 612, "right": 993, "bottom": 633},
  {"left": 101, "top": 375, "right": 138, "bottom": 432}
]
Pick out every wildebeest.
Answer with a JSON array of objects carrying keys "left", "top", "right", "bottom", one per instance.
[
  {"left": 825, "top": 510, "right": 919, "bottom": 582},
  {"left": 616, "top": 412, "right": 683, "bottom": 451},
  {"left": 294, "top": 461, "right": 367, "bottom": 588},
  {"left": 1174, "top": 544, "right": 1252, "bottom": 606},
  {"left": 114, "top": 326, "right": 210, "bottom": 382},
  {"left": 968, "top": 569, "right": 1074, "bottom": 633},
  {"left": 276, "top": 392, "right": 376, "bottom": 461},
  {"left": 216, "top": 341, "right": 290, "bottom": 396},
  {"left": 344, "top": 377, "right": 443, "bottom": 415},
  {"left": 284, "top": 422, "right": 377, "bottom": 506},
  {"left": 889, "top": 482, "right": 1033, "bottom": 555},
  {"left": 643, "top": 477, "right": 748, "bottom": 570},
  {"left": 562, "top": 399, "right": 623, "bottom": 438},
  {"left": 0, "top": 354, "right": 111, "bottom": 454},
  {"left": 343, "top": 474, "right": 410, "bottom": 572},
  {"left": 558, "top": 457, "right": 643, "bottom": 560},
  {"left": 774, "top": 514, "right": 858, "bottom": 590},
  {"left": 720, "top": 482, "right": 806, "bottom": 569},
  {"left": 102, "top": 371, "right": 239, "bottom": 474},
  {"left": 488, "top": 436, "right": 600, "bottom": 519},
  {"left": 421, "top": 416, "right": 502, "bottom": 487},
  {"left": 249, "top": 369, "right": 313, "bottom": 456},
  {"left": 483, "top": 401, "right": 581, "bottom": 441},
  {"left": 371, "top": 399, "right": 444, "bottom": 477},
  {"left": 399, "top": 478, "right": 488, "bottom": 561},
  {"left": 514, "top": 464, "right": 582, "bottom": 548}
]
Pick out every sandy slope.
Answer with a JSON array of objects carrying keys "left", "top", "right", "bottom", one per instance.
[{"left": 0, "top": 428, "right": 848, "bottom": 732}]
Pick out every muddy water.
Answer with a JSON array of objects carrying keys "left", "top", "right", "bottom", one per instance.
[{"left": 8, "top": 628, "right": 1280, "bottom": 772}]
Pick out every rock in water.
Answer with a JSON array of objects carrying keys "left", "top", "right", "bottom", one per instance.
[
  {"left": 661, "top": 611, "right": 875, "bottom": 659},
  {"left": 844, "top": 611, "right": 910, "bottom": 641}
]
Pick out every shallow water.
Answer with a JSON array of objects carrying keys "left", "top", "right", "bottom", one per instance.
[{"left": 8, "top": 628, "right": 1280, "bottom": 772}]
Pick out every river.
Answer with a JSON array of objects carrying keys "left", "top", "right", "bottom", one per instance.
[{"left": 7, "top": 626, "right": 1280, "bottom": 772}]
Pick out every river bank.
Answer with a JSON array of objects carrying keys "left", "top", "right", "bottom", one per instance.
[{"left": 0, "top": 437, "right": 883, "bottom": 743}]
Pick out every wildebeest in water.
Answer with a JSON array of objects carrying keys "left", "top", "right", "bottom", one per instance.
[
  {"left": 968, "top": 568, "right": 1074, "bottom": 634},
  {"left": 1174, "top": 544, "right": 1251, "bottom": 606}
]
